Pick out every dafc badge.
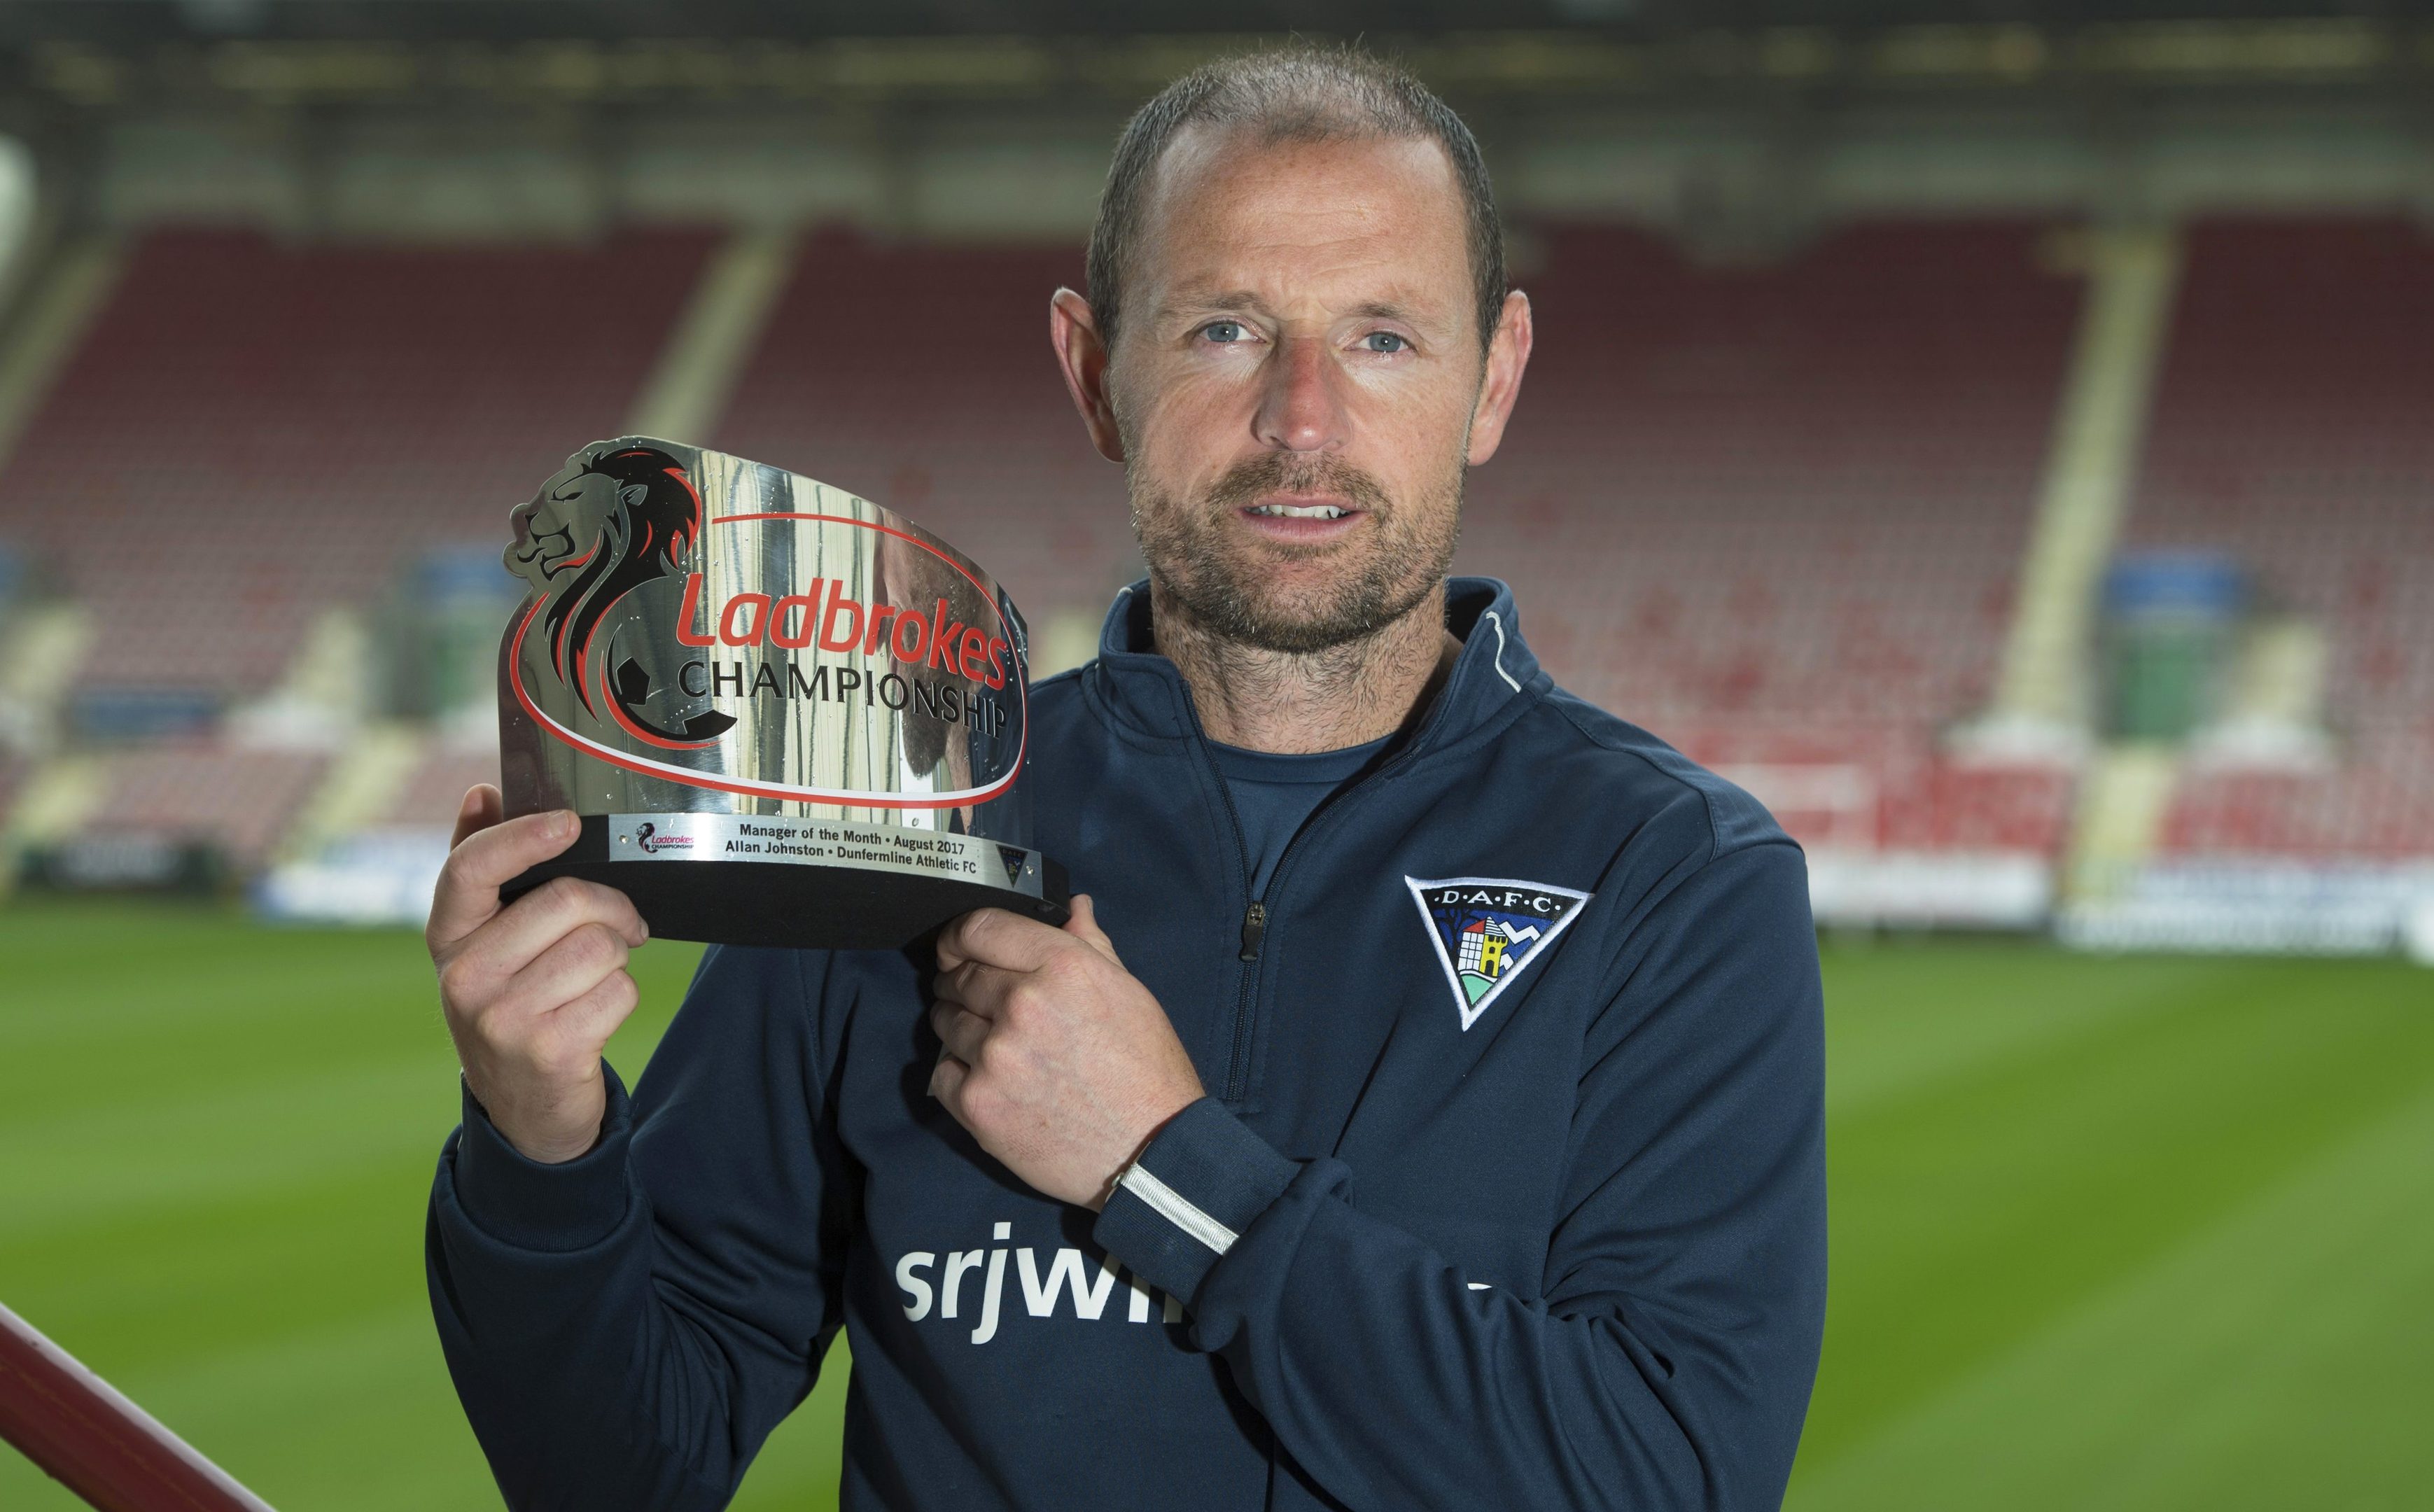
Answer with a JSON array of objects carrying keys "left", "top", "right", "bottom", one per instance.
[{"left": 1405, "top": 876, "right": 1592, "bottom": 1031}]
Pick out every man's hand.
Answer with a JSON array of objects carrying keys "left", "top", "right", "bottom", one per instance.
[
  {"left": 930, "top": 899, "right": 1204, "bottom": 1209},
  {"left": 427, "top": 785, "right": 648, "bottom": 1164}
]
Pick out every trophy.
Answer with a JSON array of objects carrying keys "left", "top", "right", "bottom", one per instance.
[{"left": 494, "top": 438, "right": 1069, "bottom": 949}]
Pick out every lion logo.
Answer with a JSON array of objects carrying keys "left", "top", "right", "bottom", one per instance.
[{"left": 506, "top": 442, "right": 736, "bottom": 746}]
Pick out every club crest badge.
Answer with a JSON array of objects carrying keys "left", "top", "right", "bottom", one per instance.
[{"left": 1405, "top": 876, "right": 1593, "bottom": 1031}]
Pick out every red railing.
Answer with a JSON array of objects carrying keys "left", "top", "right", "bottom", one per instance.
[{"left": 0, "top": 1301, "right": 274, "bottom": 1512}]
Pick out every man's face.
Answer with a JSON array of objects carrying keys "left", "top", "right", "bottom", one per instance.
[{"left": 1092, "top": 129, "right": 1516, "bottom": 654}]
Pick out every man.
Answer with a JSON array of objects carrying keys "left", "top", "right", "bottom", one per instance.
[{"left": 426, "top": 47, "right": 1825, "bottom": 1512}]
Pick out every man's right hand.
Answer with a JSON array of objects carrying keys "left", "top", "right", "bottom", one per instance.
[{"left": 427, "top": 785, "right": 648, "bottom": 1164}]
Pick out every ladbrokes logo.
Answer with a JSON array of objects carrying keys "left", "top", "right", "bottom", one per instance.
[
  {"left": 501, "top": 440, "right": 1030, "bottom": 809},
  {"left": 507, "top": 442, "right": 736, "bottom": 748},
  {"left": 673, "top": 575, "right": 1013, "bottom": 687},
  {"left": 632, "top": 822, "right": 693, "bottom": 855}
]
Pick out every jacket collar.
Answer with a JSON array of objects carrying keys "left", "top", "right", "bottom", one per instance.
[{"left": 1081, "top": 576, "right": 1544, "bottom": 757}]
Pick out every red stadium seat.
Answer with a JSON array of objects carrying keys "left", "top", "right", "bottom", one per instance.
[
  {"left": 0, "top": 227, "right": 716, "bottom": 702},
  {"left": 0, "top": 227, "right": 713, "bottom": 866},
  {"left": 384, "top": 741, "right": 503, "bottom": 830},
  {"left": 2129, "top": 219, "right": 2434, "bottom": 860},
  {"left": 81, "top": 744, "right": 328, "bottom": 869},
  {"left": 714, "top": 229, "right": 1139, "bottom": 643},
  {"left": 1457, "top": 222, "right": 2085, "bottom": 855}
]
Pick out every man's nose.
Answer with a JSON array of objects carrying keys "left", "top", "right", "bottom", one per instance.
[{"left": 1252, "top": 336, "right": 1348, "bottom": 454}]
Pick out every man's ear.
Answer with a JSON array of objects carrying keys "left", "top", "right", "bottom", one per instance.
[
  {"left": 1464, "top": 290, "right": 1534, "bottom": 468},
  {"left": 1050, "top": 288, "right": 1125, "bottom": 464}
]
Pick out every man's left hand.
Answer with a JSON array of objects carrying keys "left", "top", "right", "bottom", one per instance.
[{"left": 930, "top": 897, "right": 1205, "bottom": 1210}]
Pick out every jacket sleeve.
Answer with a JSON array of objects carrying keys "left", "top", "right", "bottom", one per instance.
[
  {"left": 424, "top": 944, "right": 852, "bottom": 1512},
  {"left": 1093, "top": 841, "right": 1828, "bottom": 1512}
]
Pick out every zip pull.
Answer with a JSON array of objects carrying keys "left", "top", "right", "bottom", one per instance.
[{"left": 1238, "top": 901, "right": 1268, "bottom": 962}]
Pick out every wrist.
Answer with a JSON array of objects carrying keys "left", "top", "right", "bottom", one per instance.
[
  {"left": 464, "top": 1071, "right": 606, "bottom": 1166},
  {"left": 1091, "top": 1098, "right": 1301, "bottom": 1314},
  {"left": 447, "top": 1064, "right": 636, "bottom": 1253},
  {"left": 1091, "top": 1086, "right": 1201, "bottom": 1212}
]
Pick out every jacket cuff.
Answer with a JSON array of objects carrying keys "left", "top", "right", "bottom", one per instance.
[
  {"left": 447, "top": 1063, "right": 634, "bottom": 1254},
  {"left": 1092, "top": 1097, "right": 1299, "bottom": 1312}
]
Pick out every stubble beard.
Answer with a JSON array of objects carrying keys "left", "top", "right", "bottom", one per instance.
[{"left": 1128, "top": 449, "right": 1464, "bottom": 657}]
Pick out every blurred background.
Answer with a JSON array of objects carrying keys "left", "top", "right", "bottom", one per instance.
[{"left": 1, "top": 1, "right": 2430, "bottom": 1508}]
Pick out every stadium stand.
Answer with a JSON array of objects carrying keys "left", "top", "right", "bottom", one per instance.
[
  {"left": 2129, "top": 219, "right": 2434, "bottom": 860},
  {"left": 73, "top": 745, "right": 329, "bottom": 874},
  {"left": 714, "top": 229, "right": 1139, "bottom": 647},
  {"left": 4, "top": 212, "right": 2428, "bottom": 919},
  {"left": 0, "top": 227, "right": 713, "bottom": 701},
  {"left": 381, "top": 741, "right": 501, "bottom": 830},
  {"left": 1455, "top": 221, "right": 2086, "bottom": 859},
  {"left": 0, "top": 225, "right": 713, "bottom": 860}
]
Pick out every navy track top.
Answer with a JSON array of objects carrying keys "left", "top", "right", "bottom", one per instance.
[{"left": 426, "top": 577, "right": 1828, "bottom": 1511}]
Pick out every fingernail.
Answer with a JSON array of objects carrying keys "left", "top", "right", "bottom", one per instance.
[{"left": 552, "top": 809, "right": 577, "bottom": 838}]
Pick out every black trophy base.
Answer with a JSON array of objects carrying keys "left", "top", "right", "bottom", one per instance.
[{"left": 503, "top": 816, "right": 1070, "bottom": 951}]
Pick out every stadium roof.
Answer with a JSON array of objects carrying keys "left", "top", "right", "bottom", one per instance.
[
  {"left": 8, "top": 12, "right": 2431, "bottom": 116},
  {"left": 5, "top": 1, "right": 2432, "bottom": 46}
]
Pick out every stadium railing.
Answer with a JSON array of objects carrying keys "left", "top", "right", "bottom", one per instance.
[{"left": 0, "top": 1300, "right": 274, "bottom": 1511}]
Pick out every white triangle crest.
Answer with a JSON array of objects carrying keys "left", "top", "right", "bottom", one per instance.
[{"left": 1404, "top": 874, "right": 1593, "bottom": 1030}]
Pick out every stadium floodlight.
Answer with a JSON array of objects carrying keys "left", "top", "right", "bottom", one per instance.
[
  {"left": 0, "top": 135, "right": 32, "bottom": 305},
  {"left": 0, "top": 1301, "right": 275, "bottom": 1512}
]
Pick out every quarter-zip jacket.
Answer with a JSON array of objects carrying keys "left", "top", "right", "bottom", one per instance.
[{"left": 427, "top": 578, "right": 1827, "bottom": 1512}]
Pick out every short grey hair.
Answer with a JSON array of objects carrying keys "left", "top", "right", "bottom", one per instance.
[{"left": 1086, "top": 44, "right": 1506, "bottom": 355}]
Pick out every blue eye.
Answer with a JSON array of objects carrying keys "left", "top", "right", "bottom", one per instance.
[
  {"left": 1201, "top": 321, "right": 1245, "bottom": 344},
  {"left": 1364, "top": 331, "right": 1408, "bottom": 353}
]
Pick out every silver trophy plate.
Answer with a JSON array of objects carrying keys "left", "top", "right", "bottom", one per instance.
[{"left": 495, "top": 437, "right": 1068, "bottom": 948}]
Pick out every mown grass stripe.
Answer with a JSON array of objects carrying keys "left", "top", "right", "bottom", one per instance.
[
  {"left": 4, "top": 906, "right": 2425, "bottom": 1511},
  {"left": 1791, "top": 1080, "right": 2434, "bottom": 1510},
  {"left": 1798, "top": 951, "right": 2434, "bottom": 1471},
  {"left": 1821, "top": 944, "right": 2240, "bottom": 1116}
]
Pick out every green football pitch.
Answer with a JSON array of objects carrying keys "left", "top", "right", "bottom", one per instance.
[{"left": 4, "top": 899, "right": 2430, "bottom": 1510}]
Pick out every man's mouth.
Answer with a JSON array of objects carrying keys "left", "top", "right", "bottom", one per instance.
[{"left": 1237, "top": 495, "right": 1366, "bottom": 542}]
